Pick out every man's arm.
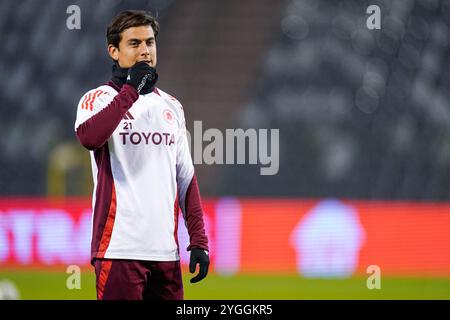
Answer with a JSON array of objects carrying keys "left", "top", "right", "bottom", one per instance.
[
  {"left": 75, "top": 61, "right": 156, "bottom": 150},
  {"left": 183, "top": 174, "right": 209, "bottom": 251},
  {"left": 176, "top": 118, "right": 209, "bottom": 252},
  {"left": 184, "top": 175, "right": 210, "bottom": 283},
  {"left": 175, "top": 104, "right": 209, "bottom": 283},
  {"left": 76, "top": 84, "right": 138, "bottom": 150}
]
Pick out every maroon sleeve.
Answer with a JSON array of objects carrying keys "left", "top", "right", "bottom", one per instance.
[
  {"left": 185, "top": 174, "right": 209, "bottom": 251},
  {"left": 76, "top": 84, "right": 138, "bottom": 150}
]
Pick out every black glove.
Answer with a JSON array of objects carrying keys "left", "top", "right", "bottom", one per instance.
[
  {"left": 189, "top": 248, "right": 210, "bottom": 283},
  {"left": 126, "top": 61, "right": 157, "bottom": 94}
]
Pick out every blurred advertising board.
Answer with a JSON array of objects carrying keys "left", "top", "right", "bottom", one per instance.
[{"left": 1, "top": 197, "right": 449, "bottom": 277}]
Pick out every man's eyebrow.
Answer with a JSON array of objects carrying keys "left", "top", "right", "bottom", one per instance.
[{"left": 127, "top": 37, "right": 155, "bottom": 43}]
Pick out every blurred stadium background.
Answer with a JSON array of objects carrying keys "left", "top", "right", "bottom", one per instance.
[{"left": 1, "top": 0, "right": 450, "bottom": 299}]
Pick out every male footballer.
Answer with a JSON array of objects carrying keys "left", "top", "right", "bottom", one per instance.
[{"left": 74, "top": 10, "right": 209, "bottom": 300}]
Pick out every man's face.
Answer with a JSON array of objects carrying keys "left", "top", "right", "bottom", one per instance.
[{"left": 108, "top": 25, "right": 157, "bottom": 68}]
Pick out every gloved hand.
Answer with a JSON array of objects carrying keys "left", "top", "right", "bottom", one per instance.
[
  {"left": 126, "top": 61, "right": 157, "bottom": 94},
  {"left": 189, "top": 248, "right": 210, "bottom": 283}
]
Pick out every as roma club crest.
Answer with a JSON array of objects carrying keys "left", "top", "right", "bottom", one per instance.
[{"left": 163, "top": 109, "right": 175, "bottom": 124}]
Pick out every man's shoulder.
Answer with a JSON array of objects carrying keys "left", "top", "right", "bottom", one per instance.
[
  {"left": 81, "top": 84, "right": 117, "bottom": 98},
  {"left": 77, "top": 84, "right": 117, "bottom": 111}
]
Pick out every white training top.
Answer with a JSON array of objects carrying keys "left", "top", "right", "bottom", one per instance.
[{"left": 75, "top": 85, "right": 195, "bottom": 261}]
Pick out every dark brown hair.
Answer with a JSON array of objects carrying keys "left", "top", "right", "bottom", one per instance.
[{"left": 107, "top": 10, "right": 159, "bottom": 48}]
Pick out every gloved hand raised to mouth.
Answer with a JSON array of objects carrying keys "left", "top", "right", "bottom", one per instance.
[{"left": 126, "top": 61, "right": 158, "bottom": 94}]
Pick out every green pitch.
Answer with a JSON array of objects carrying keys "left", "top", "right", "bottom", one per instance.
[{"left": 0, "top": 270, "right": 449, "bottom": 300}]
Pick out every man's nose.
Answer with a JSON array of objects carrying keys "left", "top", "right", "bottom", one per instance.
[{"left": 139, "top": 43, "right": 150, "bottom": 56}]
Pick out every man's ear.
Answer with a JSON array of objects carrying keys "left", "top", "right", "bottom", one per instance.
[{"left": 108, "top": 44, "right": 120, "bottom": 61}]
